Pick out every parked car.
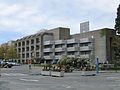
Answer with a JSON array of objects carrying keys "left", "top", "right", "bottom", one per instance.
[
  {"left": 6, "top": 62, "right": 20, "bottom": 66},
  {"left": 0, "top": 61, "right": 13, "bottom": 68}
]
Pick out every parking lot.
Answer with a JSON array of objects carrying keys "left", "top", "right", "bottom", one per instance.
[{"left": 0, "top": 65, "right": 120, "bottom": 90}]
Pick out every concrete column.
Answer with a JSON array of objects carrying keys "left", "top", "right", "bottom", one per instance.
[
  {"left": 20, "top": 41, "right": 22, "bottom": 64},
  {"left": 64, "top": 40, "right": 67, "bottom": 58},
  {"left": 25, "top": 41, "right": 26, "bottom": 61},
  {"left": 52, "top": 41, "right": 55, "bottom": 60},
  {"left": 29, "top": 39, "right": 31, "bottom": 60},
  {"left": 38, "top": 37, "right": 41, "bottom": 58},
  {"left": 34, "top": 38, "right": 36, "bottom": 58},
  {"left": 78, "top": 39, "right": 80, "bottom": 57}
]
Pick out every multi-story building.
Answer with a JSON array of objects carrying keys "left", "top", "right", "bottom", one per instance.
[
  {"left": 15, "top": 27, "right": 116, "bottom": 64},
  {"left": 43, "top": 38, "right": 93, "bottom": 61}
]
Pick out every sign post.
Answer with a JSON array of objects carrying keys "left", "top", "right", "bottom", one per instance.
[
  {"left": 96, "top": 57, "right": 99, "bottom": 74},
  {"left": 28, "top": 60, "right": 32, "bottom": 73}
]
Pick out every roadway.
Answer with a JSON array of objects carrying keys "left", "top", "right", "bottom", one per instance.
[{"left": 0, "top": 65, "right": 120, "bottom": 90}]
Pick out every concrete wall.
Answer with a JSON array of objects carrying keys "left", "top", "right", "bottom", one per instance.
[
  {"left": 71, "top": 29, "right": 116, "bottom": 63},
  {"left": 43, "top": 34, "right": 53, "bottom": 41},
  {"left": 47, "top": 27, "right": 70, "bottom": 40}
]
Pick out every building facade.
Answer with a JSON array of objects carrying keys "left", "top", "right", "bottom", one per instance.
[
  {"left": 15, "top": 27, "right": 116, "bottom": 64},
  {"left": 43, "top": 38, "right": 94, "bottom": 62}
]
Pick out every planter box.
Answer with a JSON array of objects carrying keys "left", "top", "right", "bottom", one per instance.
[
  {"left": 81, "top": 71, "right": 96, "bottom": 76},
  {"left": 51, "top": 71, "right": 64, "bottom": 77},
  {"left": 41, "top": 70, "right": 51, "bottom": 76}
]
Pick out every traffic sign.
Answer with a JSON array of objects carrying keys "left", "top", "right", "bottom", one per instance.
[{"left": 28, "top": 60, "right": 32, "bottom": 64}]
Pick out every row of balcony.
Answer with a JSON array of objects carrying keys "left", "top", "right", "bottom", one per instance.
[
  {"left": 44, "top": 38, "right": 93, "bottom": 45},
  {"left": 43, "top": 54, "right": 92, "bottom": 59},
  {"left": 43, "top": 46, "right": 93, "bottom": 52},
  {"left": 21, "top": 54, "right": 92, "bottom": 60}
]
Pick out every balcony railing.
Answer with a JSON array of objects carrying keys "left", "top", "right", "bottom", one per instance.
[
  {"left": 80, "top": 38, "right": 93, "bottom": 43},
  {"left": 55, "top": 40, "right": 66, "bottom": 44},
  {"left": 55, "top": 47, "right": 66, "bottom": 52},
  {"left": 55, "top": 55, "right": 62, "bottom": 59},
  {"left": 43, "top": 48, "right": 54, "bottom": 52},
  {"left": 67, "top": 47, "right": 79, "bottom": 51},
  {"left": 67, "top": 39, "right": 78, "bottom": 44},
  {"left": 67, "top": 55, "right": 79, "bottom": 58},
  {"left": 80, "top": 46, "right": 93, "bottom": 51},
  {"left": 80, "top": 54, "right": 90, "bottom": 58},
  {"left": 55, "top": 55, "right": 66, "bottom": 59},
  {"left": 43, "top": 55, "right": 54, "bottom": 59},
  {"left": 44, "top": 41, "right": 54, "bottom": 45}
]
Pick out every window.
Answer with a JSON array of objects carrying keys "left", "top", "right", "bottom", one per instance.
[
  {"left": 67, "top": 44, "right": 73, "bottom": 47},
  {"left": 18, "top": 48, "right": 21, "bottom": 52},
  {"left": 55, "top": 52, "right": 62, "bottom": 55},
  {"left": 36, "top": 52, "right": 39, "bottom": 57},
  {"left": 18, "top": 42, "right": 21, "bottom": 47},
  {"left": 36, "top": 45, "right": 39, "bottom": 50},
  {"left": 26, "top": 53, "right": 29, "bottom": 58},
  {"left": 22, "top": 41, "right": 25, "bottom": 46},
  {"left": 80, "top": 51, "right": 90, "bottom": 55},
  {"left": 22, "top": 54, "right": 25, "bottom": 58},
  {"left": 44, "top": 45, "right": 52, "bottom": 48},
  {"left": 22, "top": 48, "right": 25, "bottom": 52},
  {"left": 26, "top": 40, "right": 29, "bottom": 45},
  {"left": 31, "top": 39, "right": 34, "bottom": 44},
  {"left": 55, "top": 44, "right": 63, "bottom": 48},
  {"left": 31, "top": 46, "right": 34, "bottom": 51},
  {"left": 36, "top": 38, "right": 39, "bottom": 43},
  {"left": 26, "top": 47, "right": 29, "bottom": 51},
  {"left": 67, "top": 52, "right": 75, "bottom": 55}
]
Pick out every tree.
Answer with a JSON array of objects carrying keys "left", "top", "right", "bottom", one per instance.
[
  {"left": 4, "top": 46, "right": 19, "bottom": 61},
  {"left": 33, "top": 57, "right": 45, "bottom": 64},
  {"left": 57, "top": 57, "right": 68, "bottom": 66},
  {"left": 115, "top": 4, "right": 120, "bottom": 34},
  {"left": 0, "top": 46, "right": 6, "bottom": 59},
  {"left": 112, "top": 36, "right": 120, "bottom": 61},
  {"left": 58, "top": 57, "right": 92, "bottom": 68},
  {"left": 112, "top": 36, "right": 120, "bottom": 72}
]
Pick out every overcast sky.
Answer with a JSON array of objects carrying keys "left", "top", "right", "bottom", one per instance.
[{"left": 0, "top": 0, "right": 119, "bottom": 44}]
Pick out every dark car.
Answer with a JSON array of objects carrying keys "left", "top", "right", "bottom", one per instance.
[
  {"left": 0, "top": 61, "right": 13, "bottom": 68},
  {"left": 6, "top": 62, "right": 20, "bottom": 66}
]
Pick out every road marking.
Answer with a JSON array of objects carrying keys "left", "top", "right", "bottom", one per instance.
[
  {"left": 20, "top": 78, "right": 39, "bottom": 82},
  {"left": 51, "top": 84, "right": 70, "bottom": 88},
  {"left": 66, "top": 86, "right": 71, "bottom": 88},
  {"left": 2, "top": 73, "right": 10, "bottom": 75},
  {"left": 2, "top": 73, "right": 27, "bottom": 76},
  {"left": 106, "top": 77, "right": 119, "bottom": 80}
]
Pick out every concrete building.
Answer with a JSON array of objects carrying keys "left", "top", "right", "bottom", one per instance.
[{"left": 15, "top": 27, "right": 116, "bottom": 64}]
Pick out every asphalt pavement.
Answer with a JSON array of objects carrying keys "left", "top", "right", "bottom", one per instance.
[{"left": 0, "top": 65, "right": 120, "bottom": 90}]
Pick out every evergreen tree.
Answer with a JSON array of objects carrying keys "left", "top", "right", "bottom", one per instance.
[
  {"left": 112, "top": 36, "right": 120, "bottom": 72},
  {"left": 112, "top": 36, "right": 120, "bottom": 61},
  {"left": 115, "top": 4, "right": 120, "bottom": 34}
]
